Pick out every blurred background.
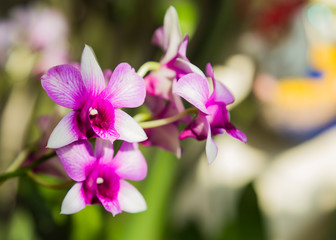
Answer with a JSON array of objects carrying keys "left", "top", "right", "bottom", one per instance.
[{"left": 1, "top": 0, "right": 336, "bottom": 239}]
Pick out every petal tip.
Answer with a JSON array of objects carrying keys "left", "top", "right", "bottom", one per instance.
[{"left": 46, "top": 138, "right": 58, "bottom": 149}]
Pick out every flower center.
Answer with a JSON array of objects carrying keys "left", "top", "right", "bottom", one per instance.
[
  {"left": 88, "top": 99, "right": 115, "bottom": 130},
  {"left": 96, "top": 169, "right": 120, "bottom": 201},
  {"left": 86, "top": 98, "right": 119, "bottom": 140},
  {"left": 96, "top": 177, "right": 104, "bottom": 184},
  {"left": 89, "top": 108, "right": 99, "bottom": 119}
]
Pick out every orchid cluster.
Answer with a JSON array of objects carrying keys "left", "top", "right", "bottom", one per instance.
[{"left": 40, "top": 6, "right": 246, "bottom": 216}]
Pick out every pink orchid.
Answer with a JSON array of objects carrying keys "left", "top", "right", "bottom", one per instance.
[
  {"left": 57, "top": 139, "right": 147, "bottom": 215},
  {"left": 152, "top": 6, "right": 185, "bottom": 66},
  {"left": 145, "top": 6, "right": 195, "bottom": 99},
  {"left": 142, "top": 6, "right": 202, "bottom": 155},
  {"left": 42, "top": 45, "right": 147, "bottom": 148},
  {"left": 173, "top": 63, "right": 247, "bottom": 164}
]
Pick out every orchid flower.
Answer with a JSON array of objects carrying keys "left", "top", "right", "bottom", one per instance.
[
  {"left": 145, "top": 6, "right": 210, "bottom": 100},
  {"left": 41, "top": 45, "right": 147, "bottom": 148},
  {"left": 173, "top": 63, "right": 247, "bottom": 164},
  {"left": 145, "top": 6, "right": 195, "bottom": 99},
  {"left": 141, "top": 6, "right": 204, "bottom": 155},
  {"left": 57, "top": 139, "right": 147, "bottom": 215}
]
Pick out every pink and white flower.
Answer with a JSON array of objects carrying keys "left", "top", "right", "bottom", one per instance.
[
  {"left": 42, "top": 45, "right": 147, "bottom": 148},
  {"left": 145, "top": 6, "right": 197, "bottom": 99},
  {"left": 57, "top": 139, "right": 147, "bottom": 215},
  {"left": 143, "top": 7, "right": 203, "bottom": 155},
  {"left": 173, "top": 63, "right": 247, "bottom": 164}
]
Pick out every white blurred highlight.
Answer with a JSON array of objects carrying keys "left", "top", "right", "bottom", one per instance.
[
  {"left": 305, "top": 3, "right": 336, "bottom": 44},
  {"left": 173, "top": 134, "right": 266, "bottom": 236},
  {"left": 255, "top": 126, "right": 336, "bottom": 240},
  {"left": 213, "top": 55, "right": 255, "bottom": 109}
]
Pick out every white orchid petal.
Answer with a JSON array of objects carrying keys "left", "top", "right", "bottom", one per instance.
[{"left": 118, "top": 180, "right": 147, "bottom": 213}]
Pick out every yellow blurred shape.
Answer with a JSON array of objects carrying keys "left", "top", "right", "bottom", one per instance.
[
  {"left": 275, "top": 76, "right": 336, "bottom": 110},
  {"left": 309, "top": 44, "right": 336, "bottom": 73},
  {"left": 5, "top": 47, "right": 37, "bottom": 83},
  {"left": 254, "top": 44, "right": 336, "bottom": 133}
]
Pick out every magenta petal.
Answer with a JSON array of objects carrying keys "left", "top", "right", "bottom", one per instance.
[
  {"left": 206, "top": 104, "right": 227, "bottom": 129},
  {"left": 92, "top": 127, "right": 119, "bottom": 143},
  {"left": 95, "top": 138, "right": 114, "bottom": 163},
  {"left": 81, "top": 45, "right": 106, "bottom": 97},
  {"left": 112, "top": 142, "right": 147, "bottom": 181},
  {"left": 205, "top": 63, "right": 215, "bottom": 80},
  {"left": 56, "top": 140, "right": 96, "bottom": 182},
  {"left": 41, "top": 64, "right": 86, "bottom": 109},
  {"left": 47, "top": 111, "right": 84, "bottom": 148},
  {"left": 96, "top": 169, "right": 121, "bottom": 216},
  {"left": 152, "top": 27, "right": 164, "bottom": 48},
  {"left": 114, "top": 109, "right": 147, "bottom": 142},
  {"left": 105, "top": 63, "right": 146, "bottom": 108},
  {"left": 206, "top": 123, "right": 218, "bottom": 164},
  {"left": 171, "top": 92, "right": 186, "bottom": 115},
  {"left": 61, "top": 182, "right": 86, "bottom": 214},
  {"left": 221, "top": 110, "right": 247, "bottom": 142},
  {"left": 179, "top": 127, "right": 197, "bottom": 140},
  {"left": 144, "top": 124, "right": 181, "bottom": 157},
  {"left": 103, "top": 69, "right": 113, "bottom": 85},
  {"left": 173, "top": 58, "right": 206, "bottom": 78},
  {"left": 179, "top": 114, "right": 208, "bottom": 140},
  {"left": 90, "top": 99, "right": 119, "bottom": 142},
  {"left": 173, "top": 73, "right": 209, "bottom": 114},
  {"left": 144, "top": 68, "right": 175, "bottom": 100},
  {"left": 225, "top": 122, "right": 247, "bottom": 143},
  {"left": 118, "top": 180, "right": 147, "bottom": 213},
  {"left": 178, "top": 35, "right": 189, "bottom": 58},
  {"left": 213, "top": 80, "right": 235, "bottom": 105},
  {"left": 206, "top": 63, "right": 234, "bottom": 105},
  {"left": 97, "top": 193, "right": 121, "bottom": 216}
]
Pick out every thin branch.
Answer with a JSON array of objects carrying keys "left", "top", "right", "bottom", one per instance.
[
  {"left": 27, "top": 170, "right": 74, "bottom": 190},
  {"left": 138, "top": 107, "right": 198, "bottom": 129},
  {"left": 137, "top": 61, "right": 160, "bottom": 78},
  {"left": 0, "top": 151, "right": 56, "bottom": 185}
]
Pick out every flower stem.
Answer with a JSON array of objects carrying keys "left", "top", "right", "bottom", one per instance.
[
  {"left": 5, "top": 148, "right": 30, "bottom": 173},
  {"left": 138, "top": 107, "right": 198, "bottom": 129},
  {"left": 27, "top": 170, "right": 74, "bottom": 190},
  {"left": 133, "top": 113, "right": 152, "bottom": 123},
  {"left": 137, "top": 61, "right": 160, "bottom": 78},
  {"left": 0, "top": 151, "right": 56, "bottom": 185}
]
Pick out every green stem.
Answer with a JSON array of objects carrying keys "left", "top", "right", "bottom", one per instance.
[
  {"left": 0, "top": 151, "right": 56, "bottom": 185},
  {"left": 137, "top": 61, "right": 160, "bottom": 78},
  {"left": 138, "top": 107, "right": 198, "bottom": 129},
  {"left": 0, "top": 107, "right": 198, "bottom": 184},
  {"left": 27, "top": 170, "right": 74, "bottom": 190},
  {"left": 133, "top": 113, "right": 152, "bottom": 123},
  {"left": 5, "top": 148, "right": 30, "bottom": 173}
]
